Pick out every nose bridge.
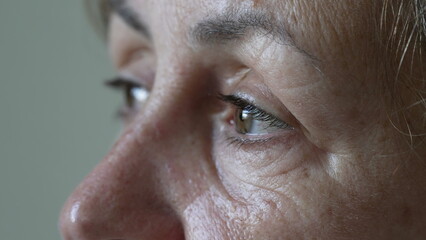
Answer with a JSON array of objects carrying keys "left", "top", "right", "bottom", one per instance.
[{"left": 60, "top": 62, "right": 210, "bottom": 239}]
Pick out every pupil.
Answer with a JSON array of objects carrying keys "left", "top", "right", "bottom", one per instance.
[
  {"left": 125, "top": 86, "right": 149, "bottom": 109},
  {"left": 236, "top": 108, "right": 253, "bottom": 134},
  {"left": 132, "top": 87, "right": 149, "bottom": 103}
]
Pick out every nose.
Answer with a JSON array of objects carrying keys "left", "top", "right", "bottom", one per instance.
[{"left": 58, "top": 91, "right": 195, "bottom": 239}]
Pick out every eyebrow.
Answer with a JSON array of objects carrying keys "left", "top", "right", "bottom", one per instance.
[
  {"left": 108, "top": 0, "right": 151, "bottom": 39},
  {"left": 191, "top": 11, "right": 286, "bottom": 44},
  {"left": 190, "top": 10, "right": 318, "bottom": 61},
  {"left": 109, "top": 1, "right": 318, "bottom": 62}
]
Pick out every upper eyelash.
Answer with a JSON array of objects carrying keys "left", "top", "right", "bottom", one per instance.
[
  {"left": 218, "top": 94, "right": 291, "bottom": 129},
  {"left": 105, "top": 76, "right": 146, "bottom": 119},
  {"left": 105, "top": 77, "right": 142, "bottom": 89}
]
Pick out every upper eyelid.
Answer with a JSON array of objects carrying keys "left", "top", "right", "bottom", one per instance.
[
  {"left": 105, "top": 76, "right": 144, "bottom": 89},
  {"left": 218, "top": 93, "right": 294, "bottom": 128},
  {"left": 218, "top": 94, "right": 252, "bottom": 109},
  {"left": 218, "top": 94, "right": 270, "bottom": 115},
  {"left": 218, "top": 94, "right": 282, "bottom": 120}
]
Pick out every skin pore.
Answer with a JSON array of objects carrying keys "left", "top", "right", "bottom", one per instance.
[{"left": 60, "top": 0, "right": 426, "bottom": 239}]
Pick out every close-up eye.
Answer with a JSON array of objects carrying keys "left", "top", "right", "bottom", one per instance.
[
  {"left": 106, "top": 76, "right": 150, "bottom": 116},
  {"left": 220, "top": 94, "right": 294, "bottom": 136}
]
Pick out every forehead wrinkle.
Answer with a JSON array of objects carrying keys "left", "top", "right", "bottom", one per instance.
[
  {"left": 125, "top": 0, "right": 324, "bottom": 63},
  {"left": 188, "top": 6, "right": 319, "bottom": 62}
]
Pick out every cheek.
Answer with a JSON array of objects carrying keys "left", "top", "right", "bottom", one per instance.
[
  {"left": 202, "top": 128, "right": 399, "bottom": 238},
  {"left": 182, "top": 187, "right": 253, "bottom": 239},
  {"left": 212, "top": 123, "right": 325, "bottom": 200},
  {"left": 181, "top": 184, "right": 301, "bottom": 239},
  {"left": 205, "top": 129, "right": 327, "bottom": 236}
]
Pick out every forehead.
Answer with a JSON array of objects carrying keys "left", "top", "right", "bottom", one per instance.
[
  {"left": 128, "top": 0, "right": 376, "bottom": 61},
  {"left": 129, "top": 0, "right": 372, "bottom": 41},
  {"left": 127, "top": 0, "right": 374, "bottom": 25}
]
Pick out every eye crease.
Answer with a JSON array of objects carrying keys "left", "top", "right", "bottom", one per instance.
[{"left": 219, "top": 94, "right": 294, "bottom": 135}]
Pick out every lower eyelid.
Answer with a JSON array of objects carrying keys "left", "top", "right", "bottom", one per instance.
[
  {"left": 221, "top": 116, "right": 297, "bottom": 148},
  {"left": 222, "top": 131, "right": 299, "bottom": 155},
  {"left": 226, "top": 135, "right": 275, "bottom": 148}
]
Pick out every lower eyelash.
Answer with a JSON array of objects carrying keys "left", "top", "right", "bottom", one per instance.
[{"left": 225, "top": 136, "right": 274, "bottom": 149}]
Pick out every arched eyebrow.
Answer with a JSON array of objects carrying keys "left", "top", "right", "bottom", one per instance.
[
  {"left": 191, "top": 10, "right": 289, "bottom": 45},
  {"left": 109, "top": 0, "right": 318, "bottom": 62},
  {"left": 190, "top": 10, "right": 318, "bottom": 61},
  {"left": 109, "top": 0, "right": 151, "bottom": 40}
]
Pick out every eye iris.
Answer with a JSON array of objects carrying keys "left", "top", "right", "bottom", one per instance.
[
  {"left": 131, "top": 86, "right": 149, "bottom": 103},
  {"left": 235, "top": 108, "right": 255, "bottom": 134},
  {"left": 219, "top": 94, "right": 293, "bottom": 136},
  {"left": 234, "top": 106, "right": 292, "bottom": 135},
  {"left": 125, "top": 86, "right": 149, "bottom": 109}
]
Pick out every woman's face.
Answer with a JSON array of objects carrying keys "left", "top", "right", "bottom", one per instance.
[{"left": 60, "top": 0, "right": 426, "bottom": 239}]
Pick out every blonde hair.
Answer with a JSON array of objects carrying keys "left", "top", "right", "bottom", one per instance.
[{"left": 378, "top": 0, "right": 426, "bottom": 145}]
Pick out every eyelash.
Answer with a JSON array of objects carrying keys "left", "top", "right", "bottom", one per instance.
[
  {"left": 105, "top": 78, "right": 292, "bottom": 146},
  {"left": 219, "top": 94, "right": 288, "bottom": 128},
  {"left": 218, "top": 94, "right": 293, "bottom": 146},
  {"left": 105, "top": 76, "right": 147, "bottom": 118}
]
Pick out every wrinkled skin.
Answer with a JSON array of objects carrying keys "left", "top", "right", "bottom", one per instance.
[{"left": 60, "top": 0, "right": 426, "bottom": 239}]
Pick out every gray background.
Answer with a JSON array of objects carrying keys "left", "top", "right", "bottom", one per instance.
[{"left": 0, "top": 1, "right": 120, "bottom": 239}]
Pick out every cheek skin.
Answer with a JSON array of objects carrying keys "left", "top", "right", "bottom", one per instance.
[
  {"left": 182, "top": 187, "right": 254, "bottom": 239},
  {"left": 174, "top": 3, "right": 425, "bottom": 239},
  {"left": 181, "top": 182, "right": 304, "bottom": 239},
  {"left": 85, "top": 0, "right": 426, "bottom": 239}
]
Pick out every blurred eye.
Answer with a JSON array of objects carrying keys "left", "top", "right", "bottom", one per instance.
[
  {"left": 220, "top": 94, "right": 293, "bottom": 135},
  {"left": 106, "top": 76, "right": 149, "bottom": 114}
]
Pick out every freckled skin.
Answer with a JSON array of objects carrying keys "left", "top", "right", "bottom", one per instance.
[{"left": 60, "top": 0, "right": 426, "bottom": 239}]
